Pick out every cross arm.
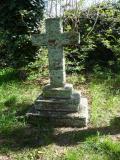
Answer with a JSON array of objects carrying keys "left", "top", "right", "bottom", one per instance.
[
  {"left": 60, "top": 32, "right": 80, "bottom": 46},
  {"left": 32, "top": 34, "right": 47, "bottom": 46}
]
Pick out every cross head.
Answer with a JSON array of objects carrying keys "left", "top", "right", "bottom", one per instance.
[{"left": 32, "top": 18, "right": 79, "bottom": 87}]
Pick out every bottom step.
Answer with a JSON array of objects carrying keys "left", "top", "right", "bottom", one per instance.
[{"left": 26, "top": 97, "right": 88, "bottom": 128}]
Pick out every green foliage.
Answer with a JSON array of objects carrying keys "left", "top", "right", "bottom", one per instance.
[
  {"left": 27, "top": 48, "right": 49, "bottom": 80},
  {"left": 0, "top": 0, "right": 44, "bottom": 68},
  {"left": 89, "top": 72, "right": 120, "bottom": 127},
  {"left": 0, "top": 68, "right": 40, "bottom": 134},
  {"left": 65, "top": 1, "right": 120, "bottom": 73},
  {"left": 0, "top": 0, "right": 44, "bottom": 33},
  {"left": 61, "top": 136, "right": 120, "bottom": 160}
]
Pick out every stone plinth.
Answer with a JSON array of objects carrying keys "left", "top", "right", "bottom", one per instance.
[
  {"left": 27, "top": 83, "right": 88, "bottom": 127},
  {"left": 27, "top": 96, "right": 88, "bottom": 127},
  {"left": 35, "top": 90, "right": 80, "bottom": 113}
]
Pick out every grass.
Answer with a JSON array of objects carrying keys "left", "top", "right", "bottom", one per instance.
[
  {"left": 0, "top": 68, "right": 120, "bottom": 160},
  {"left": 67, "top": 73, "right": 120, "bottom": 127},
  {"left": 0, "top": 68, "right": 41, "bottom": 134},
  {"left": 62, "top": 136, "right": 120, "bottom": 160}
]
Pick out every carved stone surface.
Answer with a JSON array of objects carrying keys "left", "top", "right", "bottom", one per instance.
[
  {"left": 42, "top": 83, "right": 73, "bottom": 98},
  {"left": 27, "top": 97, "right": 88, "bottom": 127},
  {"left": 27, "top": 18, "right": 88, "bottom": 127},
  {"left": 32, "top": 18, "right": 80, "bottom": 87},
  {"left": 34, "top": 91, "right": 81, "bottom": 112}
]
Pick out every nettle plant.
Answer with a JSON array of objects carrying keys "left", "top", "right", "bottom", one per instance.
[{"left": 0, "top": 0, "right": 44, "bottom": 68}]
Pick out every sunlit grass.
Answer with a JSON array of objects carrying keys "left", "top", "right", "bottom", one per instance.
[
  {"left": 89, "top": 73, "right": 120, "bottom": 127},
  {"left": 0, "top": 68, "right": 40, "bottom": 134},
  {"left": 67, "top": 72, "right": 120, "bottom": 127},
  {"left": 62, "top": 136, "right": 120, "bottom": 160}
]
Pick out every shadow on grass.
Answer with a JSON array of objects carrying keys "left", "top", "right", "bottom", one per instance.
[
  {"left": 0, "top": 114, "right": 120, "bottom": 153},
  {"left": 0, "top": 70, "right": 17, "bottom": 84},
  {"left": 0, "top": 69, "right": 27, "bottom": 86},
  {"left": 55, "top": 119, "right": 120, "bottom": 146}
]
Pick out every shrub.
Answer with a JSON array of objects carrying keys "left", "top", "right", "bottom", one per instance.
[
  {"left": 0, "top": 0, "right": 44, "bottom": 68},
  {"left": 64, "top": 1, "right": 120, "bottom": 73}
]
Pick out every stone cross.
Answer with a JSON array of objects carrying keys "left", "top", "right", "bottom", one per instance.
[
  {"left": 32, "top": 18, "right": 79, "bottom": 87},
  {"left": 28, "top": 18, "right": 88, "bottom": 127}
]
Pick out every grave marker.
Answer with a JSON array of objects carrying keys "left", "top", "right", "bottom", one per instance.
[{"left": 27, "top": 18, "right": 88, "bottom": 127}]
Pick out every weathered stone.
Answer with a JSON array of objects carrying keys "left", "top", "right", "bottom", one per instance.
[
  {"left": 27, "top": 18, "right": 88, "bottom": 128},
  {"left": 27, "top": 97, "right": 88, "bottom": 127},
  {"left": 49, "top": 70, "right": 66, "bottom": 87},
  {"left": 32, "top": 18, "right": 80, "bottom": 88},
  {"left": 43, "top": 83, "right": 73, "bottom": 98},
  {"left": 34, "top": 91, "right": 81, "bottom": 112}
]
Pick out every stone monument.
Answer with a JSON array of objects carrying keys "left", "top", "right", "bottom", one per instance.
[{"left": 27, "top": 18, "right": 88, "bottom": 127}]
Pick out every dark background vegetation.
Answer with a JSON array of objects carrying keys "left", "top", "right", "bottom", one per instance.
[
  {"left": 0, "top": 0, "right": 120, "bottom": 74},
  {"left": 0, "top": 0, "right": 44, "bottom": 68},
  {"left": 65, "top": 1, "right": 120, "bottom": 73}
]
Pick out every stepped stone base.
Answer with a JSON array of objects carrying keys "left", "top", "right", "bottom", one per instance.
[
  {"left": 34, "top": 91, "right": 81, "bottom": 113},
  {"left": 26, "top": 96, "right": 88, "bottom": 128},
  {"left": 42, "top": 83, "right": 73, "bottom": 99}
]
